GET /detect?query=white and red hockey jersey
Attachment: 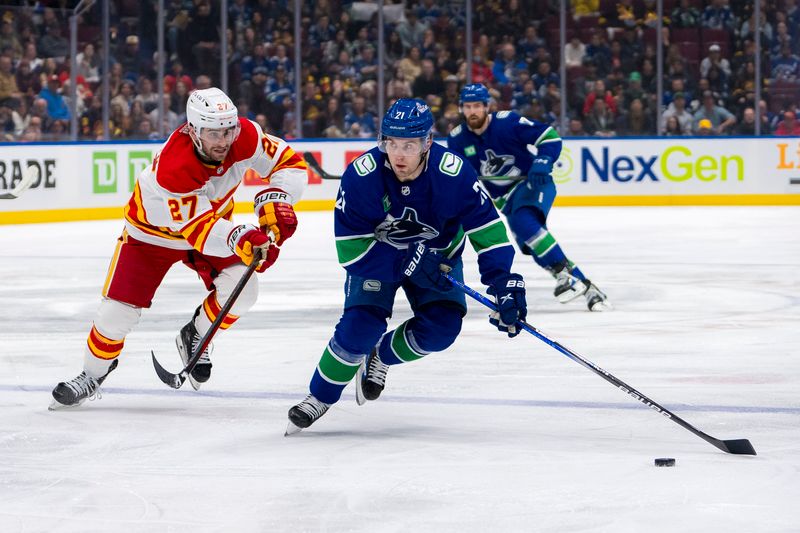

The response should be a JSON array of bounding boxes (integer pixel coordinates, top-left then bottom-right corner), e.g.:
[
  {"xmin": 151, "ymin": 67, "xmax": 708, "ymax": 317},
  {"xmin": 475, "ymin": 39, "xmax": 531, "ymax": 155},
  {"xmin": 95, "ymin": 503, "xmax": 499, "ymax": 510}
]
[{"xmin": 124, "ymin": 118, "xmax": 307, "ymax": 256}]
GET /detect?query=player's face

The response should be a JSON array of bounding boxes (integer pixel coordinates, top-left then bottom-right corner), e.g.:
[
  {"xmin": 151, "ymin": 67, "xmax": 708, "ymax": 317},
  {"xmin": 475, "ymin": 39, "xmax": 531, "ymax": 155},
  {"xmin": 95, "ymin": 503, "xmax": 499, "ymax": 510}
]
[
  {"xmin": 197, "ymin": 125, "xmax": 238, "ymax": 161},
  {"xmin": 462, "ymin": 101, "xmax": 488, "ymax": 129},
  {"xmin": 383, "ymin": 136, "xmax": 429, "ymax": 181}
]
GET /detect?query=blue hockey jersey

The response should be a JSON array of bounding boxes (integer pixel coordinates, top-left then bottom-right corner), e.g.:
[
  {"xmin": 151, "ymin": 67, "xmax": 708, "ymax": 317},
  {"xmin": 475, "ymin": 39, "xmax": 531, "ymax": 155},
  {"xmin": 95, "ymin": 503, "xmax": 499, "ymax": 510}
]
[
  {"xmin": 334, "ymin": 143, "xmax": 515, "ymax": 286},
  {"xmin": 447, "ymin": 111, "xmax": 562, "ymax": 209}
]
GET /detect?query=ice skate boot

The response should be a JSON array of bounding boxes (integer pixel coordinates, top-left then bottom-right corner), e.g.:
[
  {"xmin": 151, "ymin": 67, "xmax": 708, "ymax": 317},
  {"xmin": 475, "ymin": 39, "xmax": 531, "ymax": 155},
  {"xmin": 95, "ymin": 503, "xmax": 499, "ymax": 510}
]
[
  {"xmin": 584, "ymin": 281, "xmax": 612, "ymax": 312},
  {"xmin": 285, "ymin": 394, "xmax": 331, "ymax": 435},
  {"xmin": 176, "ymin": 309, "xmax": 213, "ymax": 391},
  {"xmin": 355, "ymin": 348, "xmax": 389, "ymax": 406},
  {"xmin": 49, "ymin": 359, "xmax": 119, "ymax": 410},
  {"xmin": 553, "ymin": 263, "xmax": 587, "ymax": 303}
]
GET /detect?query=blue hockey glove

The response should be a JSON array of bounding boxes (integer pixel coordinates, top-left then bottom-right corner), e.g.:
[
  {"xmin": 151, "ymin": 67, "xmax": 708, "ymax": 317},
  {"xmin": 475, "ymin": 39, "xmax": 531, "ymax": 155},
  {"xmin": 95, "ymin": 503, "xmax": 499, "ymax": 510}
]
[
  {"xmin": 527, "ymin": 155, "xmax": 554, "ymax": 187},
  {"xmin": 403, "ymin": 241, "xmax": 452, "ymax": 292},
  {"xmin": 487, "ymin": 273, "xmax": 527, "ymax": 337}
]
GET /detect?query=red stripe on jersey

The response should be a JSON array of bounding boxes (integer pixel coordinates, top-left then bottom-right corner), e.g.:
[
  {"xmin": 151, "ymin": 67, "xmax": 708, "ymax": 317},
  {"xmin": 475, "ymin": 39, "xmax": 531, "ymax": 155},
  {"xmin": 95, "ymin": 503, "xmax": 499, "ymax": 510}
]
[
  {"xmin": 180, "ymin": 211, "xmax": 216, "ymax": 251},
  {"xmin": 276, "ymin": 148, "xmax": 307, "ymax": 171}
]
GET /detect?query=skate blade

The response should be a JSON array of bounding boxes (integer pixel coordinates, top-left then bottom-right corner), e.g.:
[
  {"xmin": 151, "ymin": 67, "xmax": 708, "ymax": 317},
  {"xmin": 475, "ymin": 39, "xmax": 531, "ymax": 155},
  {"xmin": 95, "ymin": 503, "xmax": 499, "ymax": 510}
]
[
  {"xmin": 589, "ymin": 299, "xmax": 613, "ymax": 312},
  {"xmin": 556, "ymin": 284, "xmax": 588, "ymax": 303},
  {"xmin": 354, "ymin": 360, "xmax": 367, "ymax": 406},
  {"xmin": 188, "ymin": 375, "xmax": 202, "ymax": 391},
  {"xmin": 284, "ymin": 421, "xmax": 303, "ymax": 436},
  {"xmin": 48, "ymin": 399, "xmax": 83, "ymax": 411}
]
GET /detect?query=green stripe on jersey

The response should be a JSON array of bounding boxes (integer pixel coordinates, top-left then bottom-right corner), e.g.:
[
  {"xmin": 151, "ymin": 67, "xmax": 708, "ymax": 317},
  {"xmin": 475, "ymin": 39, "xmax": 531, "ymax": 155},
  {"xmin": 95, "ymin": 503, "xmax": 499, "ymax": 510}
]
[
  {"xmin": 467, "ymin": 220, "xmax": 511, "ymax": 254},
  {"xmin": 336, "ymin": 236, "xmax": 375, "ymax": 266},
  {"xmin": 317, "ymin": 346, "xmax": 361, "ymax": 385},
  {"xmin": 440, "ymin": 227, "xmax": 466, "ymax": 259},
  {"xmin": 390, "ymin": 321, "xmax": 426, "ymax": 362},
  {"xmin": 538, "ymin": 126, "xmax": 561, "ymax": 145}
]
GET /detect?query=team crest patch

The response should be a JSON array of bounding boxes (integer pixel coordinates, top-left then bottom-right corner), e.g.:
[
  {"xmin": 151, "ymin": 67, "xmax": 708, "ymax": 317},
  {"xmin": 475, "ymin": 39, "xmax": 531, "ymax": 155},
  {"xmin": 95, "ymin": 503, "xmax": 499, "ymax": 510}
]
[
  {"xmin": 374, "ymin": 207, "xmax": 439, "ymax": 248},
  {"xmin": 363, "ymin": 280, "xmax": 381, "ymax": 291},
  {"xmin": 465, "ymin": 145, "xmax": 476, "ymax": 156}
]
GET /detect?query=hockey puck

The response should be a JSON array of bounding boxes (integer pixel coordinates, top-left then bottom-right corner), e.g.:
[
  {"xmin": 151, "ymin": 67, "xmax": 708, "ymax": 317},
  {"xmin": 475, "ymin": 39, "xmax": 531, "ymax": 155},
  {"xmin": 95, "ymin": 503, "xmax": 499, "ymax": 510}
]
[{"xmin": 654, "ymin": 458, "xmax": 676, "ymax": 467}]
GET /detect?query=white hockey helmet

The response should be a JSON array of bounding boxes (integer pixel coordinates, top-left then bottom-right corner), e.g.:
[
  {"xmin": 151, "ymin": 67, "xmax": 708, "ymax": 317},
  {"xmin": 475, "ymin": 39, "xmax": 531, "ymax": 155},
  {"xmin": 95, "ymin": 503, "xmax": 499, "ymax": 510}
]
[{"xmin": 186, "ymin": 88, "xmax": 240, "ymax": 156}]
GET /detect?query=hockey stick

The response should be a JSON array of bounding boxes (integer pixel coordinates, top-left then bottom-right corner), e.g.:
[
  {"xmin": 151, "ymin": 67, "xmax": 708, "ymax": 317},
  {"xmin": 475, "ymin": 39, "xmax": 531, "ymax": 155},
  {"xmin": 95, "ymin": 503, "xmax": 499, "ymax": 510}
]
[
  {"xmin": 303, "ymin": 151, "xmax": 340, "ymax": 181},
  {"xmin": 0, "ymin": 165, "xmax": 38, "ymax": 200},
  {"xmin": 151, "ymin": 249, "xmax": 263, "ymax": 389},
  {"xmin": 303, "ymin": 151, "xmax": 523, "ymax": 182},
  {"xmin": 444, "ymin": 273, "xmax": 756, "ymax": 456}
]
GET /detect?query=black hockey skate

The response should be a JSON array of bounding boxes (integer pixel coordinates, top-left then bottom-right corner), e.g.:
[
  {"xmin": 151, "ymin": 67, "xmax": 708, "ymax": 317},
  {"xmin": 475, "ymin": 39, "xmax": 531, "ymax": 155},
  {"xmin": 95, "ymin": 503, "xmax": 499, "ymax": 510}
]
[
  {"xmin": 176, "ymin": 309, "xmax": 213, "ymax": 391},
  {"xmin": 355, "ymin": 348, "xmax": 389, "ymax": 406},
  {"xmin": 49, "ymin": 359, "xmax": 119, "ymax": 410},
  {"xmin": 285, "ymin": 394, "xmax": 331, "ymax": 435},
  {"xmin": 584, "ymin": 281, "xmax": 612, "ymax": 312},
  {"xmin": 553, "ymin": 262, "xmax": 588, "ymax": 303}
]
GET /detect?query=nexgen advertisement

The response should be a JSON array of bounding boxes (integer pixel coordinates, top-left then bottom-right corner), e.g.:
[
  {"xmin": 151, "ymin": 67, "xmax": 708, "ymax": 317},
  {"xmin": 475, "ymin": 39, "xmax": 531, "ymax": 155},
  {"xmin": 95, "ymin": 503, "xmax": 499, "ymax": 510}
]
[{"xmin": 1, "ymin": 137, "xmax": 798, "ymax": 224}]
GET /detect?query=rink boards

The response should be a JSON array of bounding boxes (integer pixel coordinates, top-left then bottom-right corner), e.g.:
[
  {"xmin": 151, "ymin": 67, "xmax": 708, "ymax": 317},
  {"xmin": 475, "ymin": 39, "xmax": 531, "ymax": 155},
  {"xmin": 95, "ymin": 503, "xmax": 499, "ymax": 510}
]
[{"xmin": 1, "ymin": 136, "xmax": 799, "ymax": 224}]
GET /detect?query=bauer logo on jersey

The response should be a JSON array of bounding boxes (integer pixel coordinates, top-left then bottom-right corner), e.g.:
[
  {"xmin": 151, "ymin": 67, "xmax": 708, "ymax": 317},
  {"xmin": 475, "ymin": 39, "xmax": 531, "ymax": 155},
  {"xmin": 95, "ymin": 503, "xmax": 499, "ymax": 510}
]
[
  {"xmin": 480, "ymin": 148, "xmax": 516, "ymax": 177},
  {"xmin": 374, "ymin": 207, "xmax": 439, "ymax": 248}
]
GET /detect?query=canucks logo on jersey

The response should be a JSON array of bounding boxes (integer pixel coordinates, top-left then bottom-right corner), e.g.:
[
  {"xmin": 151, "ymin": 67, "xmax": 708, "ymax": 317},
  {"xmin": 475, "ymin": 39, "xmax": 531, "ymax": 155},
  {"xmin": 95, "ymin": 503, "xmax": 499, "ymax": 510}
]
[
  {"xmin": 374, "ymin": 207, "xmax": 439, "ymax": 249},
  {"xmin": 479, "ymin": 149, "xmax": 521, "ymax": 178}
]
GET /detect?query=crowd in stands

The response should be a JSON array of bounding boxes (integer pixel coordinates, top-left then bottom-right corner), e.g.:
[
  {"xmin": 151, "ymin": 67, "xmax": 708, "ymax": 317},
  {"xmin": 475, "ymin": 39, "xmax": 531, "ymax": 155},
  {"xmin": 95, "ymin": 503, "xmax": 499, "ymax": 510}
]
[{"xmin": 0, "ymin": 0, "xmax": 799, "ymax": 143}]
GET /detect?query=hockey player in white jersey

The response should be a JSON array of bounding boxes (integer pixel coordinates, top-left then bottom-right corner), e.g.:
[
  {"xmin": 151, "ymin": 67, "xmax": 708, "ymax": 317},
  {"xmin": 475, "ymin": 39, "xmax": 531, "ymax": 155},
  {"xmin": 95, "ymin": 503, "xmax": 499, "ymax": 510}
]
[{"xmin": 50, "ymin": 87, "xmax": 307, "ymax": 409}]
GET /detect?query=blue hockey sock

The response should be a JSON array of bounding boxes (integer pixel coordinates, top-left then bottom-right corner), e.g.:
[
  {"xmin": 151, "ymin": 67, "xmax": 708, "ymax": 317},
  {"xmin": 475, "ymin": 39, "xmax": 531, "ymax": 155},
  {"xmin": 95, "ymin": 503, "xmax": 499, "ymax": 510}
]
[
  {"xmin": 309, "ymin": 341, "xmax": 363, "ymax": 404},
  {"xmin": 526, "ymin": 228, "xmax": 568, "ymax": 269}
]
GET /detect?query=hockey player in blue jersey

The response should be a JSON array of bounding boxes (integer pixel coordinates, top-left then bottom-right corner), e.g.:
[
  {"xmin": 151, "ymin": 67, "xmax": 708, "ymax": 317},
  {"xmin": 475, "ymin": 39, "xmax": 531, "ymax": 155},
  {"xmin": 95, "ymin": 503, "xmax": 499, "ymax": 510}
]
[
  {"xmin": 448, "ymin": 83, "xmax": 610, "ymax": 311},
  {"xmin": 286, "ymin": 98, "xmax": 527, "ymax": 433}
]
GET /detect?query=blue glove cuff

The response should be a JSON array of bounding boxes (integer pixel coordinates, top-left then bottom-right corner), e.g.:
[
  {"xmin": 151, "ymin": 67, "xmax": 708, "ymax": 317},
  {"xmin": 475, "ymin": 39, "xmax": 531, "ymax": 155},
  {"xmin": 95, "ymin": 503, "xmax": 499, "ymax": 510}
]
[{"xmin": 529, "ymin": 155, "xmax": 554, "ymax": 177}]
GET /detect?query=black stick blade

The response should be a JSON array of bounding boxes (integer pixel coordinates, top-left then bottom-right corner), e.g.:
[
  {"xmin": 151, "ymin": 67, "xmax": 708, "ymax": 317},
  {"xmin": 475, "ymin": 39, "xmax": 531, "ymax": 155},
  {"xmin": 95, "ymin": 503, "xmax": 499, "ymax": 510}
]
[
  {"xmin": 151, "ymin": 350, "xmax": 186, "ymax": 389},
  {"xmin": 722, "ymin": 439, "xmax": 757, "ymax": 455}
]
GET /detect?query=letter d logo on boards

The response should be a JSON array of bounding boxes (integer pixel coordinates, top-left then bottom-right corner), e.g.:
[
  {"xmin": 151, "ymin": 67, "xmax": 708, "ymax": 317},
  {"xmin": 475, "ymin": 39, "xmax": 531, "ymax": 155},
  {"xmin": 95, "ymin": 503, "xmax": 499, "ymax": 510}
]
[
  {"xmin": 128, "ymin": 151, "xmax": 152, "ymax": 191},
  {"xmin": 93, "ymin": 152, "xmax": 117, "ymax": 193}
]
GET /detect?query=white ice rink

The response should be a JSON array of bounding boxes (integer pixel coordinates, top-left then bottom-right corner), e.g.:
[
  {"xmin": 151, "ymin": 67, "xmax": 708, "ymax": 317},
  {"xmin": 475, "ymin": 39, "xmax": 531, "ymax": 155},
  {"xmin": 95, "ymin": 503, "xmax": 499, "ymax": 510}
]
[{"xmin": 1, "ymin": 206, "xmax": 799, "ymax": 532}]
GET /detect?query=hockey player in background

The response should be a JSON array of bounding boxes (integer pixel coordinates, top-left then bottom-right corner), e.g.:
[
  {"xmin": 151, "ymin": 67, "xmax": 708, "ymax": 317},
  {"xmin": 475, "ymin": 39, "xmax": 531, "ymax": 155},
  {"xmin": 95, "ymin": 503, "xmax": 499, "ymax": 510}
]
[
  {"xmin": 448, "ymin": 84, "xmax": 610, "ymax": 311},
  {"xmin": 286, "ymin": 98, "xmax": 527, "ymax": 433},
  {"xmin": 50, "ymin": 87, "xmax": 307, "ymax": 409}
]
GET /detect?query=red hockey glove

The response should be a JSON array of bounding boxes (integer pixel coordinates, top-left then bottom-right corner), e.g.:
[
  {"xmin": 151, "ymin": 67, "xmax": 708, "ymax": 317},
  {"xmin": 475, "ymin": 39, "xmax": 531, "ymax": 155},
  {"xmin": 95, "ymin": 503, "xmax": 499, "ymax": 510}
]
[
  {"xmin": 255, "ymin": 188, "xmax": 297, "ymax": 246},
  {"xmin": 228, "ymin": 225, "xmax": 279, "ymax": 272}
]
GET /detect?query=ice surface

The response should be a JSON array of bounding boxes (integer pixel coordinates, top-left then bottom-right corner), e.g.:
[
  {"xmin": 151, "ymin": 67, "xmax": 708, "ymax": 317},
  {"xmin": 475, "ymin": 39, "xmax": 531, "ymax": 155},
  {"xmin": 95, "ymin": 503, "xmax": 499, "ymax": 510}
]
[{"xmin": 1, "ymin": 206, "xmax": 799, "ymax": 532}]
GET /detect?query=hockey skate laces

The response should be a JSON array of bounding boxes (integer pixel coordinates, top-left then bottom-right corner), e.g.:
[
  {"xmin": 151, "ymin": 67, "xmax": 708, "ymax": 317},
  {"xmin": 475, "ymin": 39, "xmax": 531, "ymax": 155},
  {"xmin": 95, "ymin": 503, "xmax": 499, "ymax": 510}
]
[
  {"xmin": 65, "ymin": 373, "xmax": 101, "ymax": 401},
  {"xmin": 297, "ymin": 395, "xmax": 328, "ymax": 417},
  {"xmin": 367, "ymin": 355, "xmax": 389, "ymax": 384}
]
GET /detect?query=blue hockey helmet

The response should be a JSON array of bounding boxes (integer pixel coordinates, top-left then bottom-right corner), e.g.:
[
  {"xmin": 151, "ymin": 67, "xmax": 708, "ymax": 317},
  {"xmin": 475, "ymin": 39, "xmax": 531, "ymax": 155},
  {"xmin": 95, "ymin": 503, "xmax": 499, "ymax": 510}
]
[
  {"xmin": 380, "ymin": 98, "xmax": 434, "ymax": 140},
  {"xmin": 459, "ymin": 83, "xmax": 490, "ymax": 105}
]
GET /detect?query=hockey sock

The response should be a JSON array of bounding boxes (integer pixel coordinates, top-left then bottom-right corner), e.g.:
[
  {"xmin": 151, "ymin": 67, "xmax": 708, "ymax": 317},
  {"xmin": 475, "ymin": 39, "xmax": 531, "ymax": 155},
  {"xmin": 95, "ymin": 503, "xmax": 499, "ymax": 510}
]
[
  {"xmin": 84, "ymin": 325, "xmax": 123, "ymax": 378},
  {"xmin": 196, "ymin": 291, "xmax": 240, "ymax": 334},
  {"xmin": 309, "ymin": 340, "xmax": 363, "ymax": 404},
  {"xmin": 526, "ymin": 228, "xmax": 569, "ymax": 270},
  {"xmin": 377, "ymin": 320, "xmax": 429, "ymax": 366}
]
